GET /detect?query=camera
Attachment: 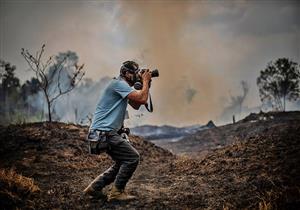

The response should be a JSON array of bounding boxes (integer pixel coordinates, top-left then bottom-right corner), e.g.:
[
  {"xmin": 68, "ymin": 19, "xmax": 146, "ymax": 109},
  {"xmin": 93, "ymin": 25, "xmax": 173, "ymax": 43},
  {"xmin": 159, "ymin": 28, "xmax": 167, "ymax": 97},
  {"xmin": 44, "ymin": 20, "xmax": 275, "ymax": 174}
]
[
  {"xmin": 118, "ymin": 127, "xmax": 131, "ymax": 142},
  {"xmin": 134, "ymin": 69, "xmax": 159, "ymax": 90},
  {"xmin": 117, "ymin": 127, "xmax": 130, "ymax": 135}
]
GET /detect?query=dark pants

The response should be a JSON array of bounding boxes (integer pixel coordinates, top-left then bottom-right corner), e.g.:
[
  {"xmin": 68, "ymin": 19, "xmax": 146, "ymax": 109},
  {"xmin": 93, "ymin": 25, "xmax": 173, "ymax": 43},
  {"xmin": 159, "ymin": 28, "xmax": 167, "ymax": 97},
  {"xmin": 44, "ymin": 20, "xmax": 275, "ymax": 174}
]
[{"xmin": 89, "ymin": 133, "xmax": 140, "ymax": 190}]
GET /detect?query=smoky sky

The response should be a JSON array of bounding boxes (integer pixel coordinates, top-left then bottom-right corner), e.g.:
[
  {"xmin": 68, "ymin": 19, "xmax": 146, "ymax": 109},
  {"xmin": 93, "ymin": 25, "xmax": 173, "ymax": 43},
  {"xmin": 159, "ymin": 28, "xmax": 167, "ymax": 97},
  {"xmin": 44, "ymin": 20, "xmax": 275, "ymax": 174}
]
[{"xmin": 0, "ymin": 0, "xmax": 299, "ymax": 126}]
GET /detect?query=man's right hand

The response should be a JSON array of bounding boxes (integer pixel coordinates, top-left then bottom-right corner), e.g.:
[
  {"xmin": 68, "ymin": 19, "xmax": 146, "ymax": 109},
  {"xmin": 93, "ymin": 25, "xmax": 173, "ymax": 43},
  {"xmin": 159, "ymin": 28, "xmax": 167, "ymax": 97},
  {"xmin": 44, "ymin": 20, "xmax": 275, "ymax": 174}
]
[
  {"xmin": 128, "ymin": 69, "xmax": 151, "ymax": 105},
  {"xmin": 141, "ymin": 69, "xmax": 152, "ymax": 84}
]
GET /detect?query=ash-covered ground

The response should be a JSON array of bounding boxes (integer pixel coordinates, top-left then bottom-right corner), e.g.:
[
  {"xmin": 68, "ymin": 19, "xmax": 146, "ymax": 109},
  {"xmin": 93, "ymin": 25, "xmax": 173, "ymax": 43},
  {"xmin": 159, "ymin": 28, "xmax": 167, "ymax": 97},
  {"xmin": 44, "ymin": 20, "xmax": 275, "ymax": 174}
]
[{"xmin": 0, "ymin": 111, "xmax": 299, "ymax": 209}]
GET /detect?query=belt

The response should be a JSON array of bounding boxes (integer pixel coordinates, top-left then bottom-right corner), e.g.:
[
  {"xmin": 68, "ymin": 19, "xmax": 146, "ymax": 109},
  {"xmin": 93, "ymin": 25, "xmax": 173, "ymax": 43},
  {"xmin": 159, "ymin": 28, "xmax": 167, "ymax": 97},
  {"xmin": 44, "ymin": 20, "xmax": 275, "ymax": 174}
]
[{"xmin": 90, "ymin": 129, "xmax": 116, "ymax": 136}]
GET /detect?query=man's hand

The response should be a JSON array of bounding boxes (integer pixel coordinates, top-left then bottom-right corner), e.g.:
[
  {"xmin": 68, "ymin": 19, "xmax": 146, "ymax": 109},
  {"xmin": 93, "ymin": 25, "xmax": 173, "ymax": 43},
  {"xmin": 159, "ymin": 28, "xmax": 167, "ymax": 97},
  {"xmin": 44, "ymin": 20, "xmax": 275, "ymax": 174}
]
[
  {"xmin": 127, "ymin": 69, "xmax": 151, "ymax": 105},
  {"xmin": 141, "ymin": 69, "xmax": 152, "ymax": 84}
]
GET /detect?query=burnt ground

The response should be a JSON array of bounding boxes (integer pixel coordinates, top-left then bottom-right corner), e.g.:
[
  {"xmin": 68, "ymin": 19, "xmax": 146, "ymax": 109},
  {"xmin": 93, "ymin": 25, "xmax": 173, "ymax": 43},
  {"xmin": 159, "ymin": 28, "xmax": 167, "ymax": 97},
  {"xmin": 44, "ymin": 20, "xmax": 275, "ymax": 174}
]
[
  {"xmin": 0, "ymin": 111, "xmax": 300, "ymax": 209},
  {"xmin": 158, "ymin": 111, "xmax": 300, "ymax": 157}
]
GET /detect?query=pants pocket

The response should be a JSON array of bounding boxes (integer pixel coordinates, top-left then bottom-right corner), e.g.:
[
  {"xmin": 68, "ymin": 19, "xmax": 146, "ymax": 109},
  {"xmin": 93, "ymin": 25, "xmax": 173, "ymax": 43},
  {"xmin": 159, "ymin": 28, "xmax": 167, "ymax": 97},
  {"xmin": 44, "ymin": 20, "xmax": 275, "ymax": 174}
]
[
  {"xmin": 87, "ymin": 131, "xmax": 109, "ymax": 154},
  {"xmin": 107, "ymin": 134, "xmax": 125, "ymax": 147}
]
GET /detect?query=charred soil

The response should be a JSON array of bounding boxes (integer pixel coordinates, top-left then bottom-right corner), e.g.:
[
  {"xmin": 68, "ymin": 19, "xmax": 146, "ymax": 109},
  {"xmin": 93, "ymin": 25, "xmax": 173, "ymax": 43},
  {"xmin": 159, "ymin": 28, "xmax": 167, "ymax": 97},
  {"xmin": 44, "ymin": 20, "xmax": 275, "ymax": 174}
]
[{"xmin": 0, "ymin": 111, "xmax": 299, "ymax": 209}]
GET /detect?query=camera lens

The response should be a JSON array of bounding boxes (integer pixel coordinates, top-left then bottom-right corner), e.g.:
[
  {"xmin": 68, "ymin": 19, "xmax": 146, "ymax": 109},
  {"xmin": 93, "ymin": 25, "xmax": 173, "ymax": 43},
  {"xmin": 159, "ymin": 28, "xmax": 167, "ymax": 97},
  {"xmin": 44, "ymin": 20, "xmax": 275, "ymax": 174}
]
[
  {"xmin": 151, "ymin": 69, "xmax": 159, "ymax": 77},
  {"xmin": 134, "ymin": 82, "xmax": 143, "ymax": 90}
]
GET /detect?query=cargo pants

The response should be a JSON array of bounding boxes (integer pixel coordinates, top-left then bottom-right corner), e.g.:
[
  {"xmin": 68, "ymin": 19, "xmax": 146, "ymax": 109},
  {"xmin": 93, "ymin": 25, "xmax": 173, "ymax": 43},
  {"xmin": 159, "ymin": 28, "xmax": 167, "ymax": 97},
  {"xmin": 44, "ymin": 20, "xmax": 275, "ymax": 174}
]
[{"xmin": 88, "ymin": 132, "xmax": 140, "ymax": 190}]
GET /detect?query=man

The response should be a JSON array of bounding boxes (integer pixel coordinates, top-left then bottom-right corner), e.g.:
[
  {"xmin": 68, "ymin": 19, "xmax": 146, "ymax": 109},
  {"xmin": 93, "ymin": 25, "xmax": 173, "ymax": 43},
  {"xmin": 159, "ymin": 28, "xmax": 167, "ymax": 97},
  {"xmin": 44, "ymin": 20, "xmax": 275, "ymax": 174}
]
[{"xmin": 83, "ymin": 60, "xmax": 152, "ymax": 202}]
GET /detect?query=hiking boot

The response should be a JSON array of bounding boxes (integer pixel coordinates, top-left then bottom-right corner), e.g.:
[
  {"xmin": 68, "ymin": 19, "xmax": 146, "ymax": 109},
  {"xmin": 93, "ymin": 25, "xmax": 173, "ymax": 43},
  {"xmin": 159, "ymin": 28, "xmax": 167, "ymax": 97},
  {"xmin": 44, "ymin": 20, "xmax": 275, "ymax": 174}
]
[
  {"xmin": 83, "ymin": 184, "xmax": 107, "ymax": 200},
  {"xmin": 107, "ymin": 185, "xmax": 136, "ymax": 202}
]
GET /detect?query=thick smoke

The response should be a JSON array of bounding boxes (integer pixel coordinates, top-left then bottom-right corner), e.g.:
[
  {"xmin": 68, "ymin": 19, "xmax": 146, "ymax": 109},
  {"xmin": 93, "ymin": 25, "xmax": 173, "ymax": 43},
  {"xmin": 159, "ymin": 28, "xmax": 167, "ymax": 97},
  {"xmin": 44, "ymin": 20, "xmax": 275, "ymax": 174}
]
[
  {"xmin": 118, "ymin": 1, "xmax": 224, "ymax": 126},
  {"xmin": 2, "ymin": 0, "xmax": 299, "ymax": 126}
]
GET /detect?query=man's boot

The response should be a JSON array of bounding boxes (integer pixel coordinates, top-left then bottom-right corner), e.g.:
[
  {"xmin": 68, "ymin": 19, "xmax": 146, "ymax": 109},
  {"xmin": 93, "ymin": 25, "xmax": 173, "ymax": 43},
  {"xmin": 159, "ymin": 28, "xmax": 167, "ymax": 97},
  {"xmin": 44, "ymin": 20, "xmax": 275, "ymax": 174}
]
[
  {"xmin": 83, "ymin": 184, "xmax": 107, "ymax": 200},
  {"xmin": 107, "ymin": 185, "xmax": 136, "ymax": 202}
]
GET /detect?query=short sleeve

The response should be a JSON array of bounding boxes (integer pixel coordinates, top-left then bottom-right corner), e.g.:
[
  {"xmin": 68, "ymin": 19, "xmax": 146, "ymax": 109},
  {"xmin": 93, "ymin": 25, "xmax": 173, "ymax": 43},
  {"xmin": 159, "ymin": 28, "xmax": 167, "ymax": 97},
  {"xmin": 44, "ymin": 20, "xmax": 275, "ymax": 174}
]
[{"xmin": 113, "ymin": 80, "xmax": 135, "ymax": 98}]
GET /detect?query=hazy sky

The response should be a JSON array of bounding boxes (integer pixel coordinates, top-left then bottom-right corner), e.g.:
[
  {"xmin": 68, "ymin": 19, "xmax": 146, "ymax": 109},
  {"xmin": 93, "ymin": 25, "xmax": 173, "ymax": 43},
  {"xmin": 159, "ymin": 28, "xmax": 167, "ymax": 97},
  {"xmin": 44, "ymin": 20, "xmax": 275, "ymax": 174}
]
[{"xmin": 1, "ymin": 0, "xmax": 299, "ymax": 126}]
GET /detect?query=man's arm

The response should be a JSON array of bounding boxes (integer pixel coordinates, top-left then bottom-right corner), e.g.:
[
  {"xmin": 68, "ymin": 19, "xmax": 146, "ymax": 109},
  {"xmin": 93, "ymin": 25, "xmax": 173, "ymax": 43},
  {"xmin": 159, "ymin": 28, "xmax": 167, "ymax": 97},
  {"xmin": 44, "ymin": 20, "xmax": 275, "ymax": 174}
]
[
  {"xmin": 127, "ymin": 70, "xmax": 151, "ymax": 106},
  {"xmin": 128, "ymin": 99, "xmax": 141, "ymax": 110}
]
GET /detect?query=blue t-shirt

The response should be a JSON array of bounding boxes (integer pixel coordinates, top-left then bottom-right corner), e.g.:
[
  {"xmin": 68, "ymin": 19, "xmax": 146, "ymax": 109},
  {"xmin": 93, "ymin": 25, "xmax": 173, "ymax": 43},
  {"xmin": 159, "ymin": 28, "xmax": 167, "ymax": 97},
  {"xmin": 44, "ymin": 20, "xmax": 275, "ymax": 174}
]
[{"xmin": 90, "ymin": 77, "xmax": 135, "ymax": 131}]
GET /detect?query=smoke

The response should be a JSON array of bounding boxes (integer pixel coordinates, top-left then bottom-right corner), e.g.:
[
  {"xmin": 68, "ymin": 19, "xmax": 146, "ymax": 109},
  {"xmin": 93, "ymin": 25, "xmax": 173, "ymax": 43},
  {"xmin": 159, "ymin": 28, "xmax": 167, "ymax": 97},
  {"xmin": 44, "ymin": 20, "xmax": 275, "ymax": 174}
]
[
  {"xmin": 219, "ymin": 80, "xmax": 253, "ymax": 123},
  {"xmin": 51, "ymin": 77, "xmax": 111, "ymax": 125},
  {"xmin": 26, "ymin": 74, "xmax": 111, "ymax": 125},
  {"xmin": 186, "ymin": 87, "xmax": 197, "ymax": 104},
  {"xmin": 2, "ymin": 0, "xmax": 299, "ymax": 126},
  {"xmin": 117, "ymin": 1, "xmax": 225, "ymax": 126}
]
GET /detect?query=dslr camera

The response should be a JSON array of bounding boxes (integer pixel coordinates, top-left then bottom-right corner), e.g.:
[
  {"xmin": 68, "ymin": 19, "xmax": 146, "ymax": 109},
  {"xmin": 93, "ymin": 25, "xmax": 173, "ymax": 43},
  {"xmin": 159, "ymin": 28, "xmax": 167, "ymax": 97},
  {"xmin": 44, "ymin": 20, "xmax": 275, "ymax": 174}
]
[{"xmin": 133, "ymin": 69, "xmax": 159, "ymax": 90}]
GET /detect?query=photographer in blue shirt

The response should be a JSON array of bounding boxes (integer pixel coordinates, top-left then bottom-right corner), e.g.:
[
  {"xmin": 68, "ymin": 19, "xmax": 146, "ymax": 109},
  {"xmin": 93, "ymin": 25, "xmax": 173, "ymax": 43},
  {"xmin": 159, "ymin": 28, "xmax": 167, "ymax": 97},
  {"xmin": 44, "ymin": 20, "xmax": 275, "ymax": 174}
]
[{"xmin": 83, "ymin": 61, "xmax": 151, "ymax": 202}]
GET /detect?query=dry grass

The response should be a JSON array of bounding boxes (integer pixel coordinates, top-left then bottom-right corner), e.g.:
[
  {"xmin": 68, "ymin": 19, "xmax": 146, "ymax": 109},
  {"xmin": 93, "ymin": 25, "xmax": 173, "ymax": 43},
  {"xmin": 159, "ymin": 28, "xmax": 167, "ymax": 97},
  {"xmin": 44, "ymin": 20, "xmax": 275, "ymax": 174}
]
[
  {"xmin": 0, "ymin": 168, "xmax": 40, "ymax": 193},
  {"xmin": 0, "ymin": 168, "xmax": 40, "ymax": 209}
]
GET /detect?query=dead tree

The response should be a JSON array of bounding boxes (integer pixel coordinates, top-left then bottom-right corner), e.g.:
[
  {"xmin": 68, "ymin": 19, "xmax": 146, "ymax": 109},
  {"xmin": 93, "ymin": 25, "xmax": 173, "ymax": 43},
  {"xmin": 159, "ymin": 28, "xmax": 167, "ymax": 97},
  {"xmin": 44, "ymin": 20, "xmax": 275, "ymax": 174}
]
[{"xmin": 21, "ymin": 44, "xmax": 85, "ymax": 122}]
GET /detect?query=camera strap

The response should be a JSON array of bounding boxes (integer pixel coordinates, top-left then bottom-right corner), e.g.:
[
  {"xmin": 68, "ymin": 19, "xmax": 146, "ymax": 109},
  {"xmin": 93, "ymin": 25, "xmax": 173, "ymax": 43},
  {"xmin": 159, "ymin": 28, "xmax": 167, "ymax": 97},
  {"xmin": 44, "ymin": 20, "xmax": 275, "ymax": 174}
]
[{"xmin": 145, "ymin": 93, "xmax": 153, "ymax": 112}]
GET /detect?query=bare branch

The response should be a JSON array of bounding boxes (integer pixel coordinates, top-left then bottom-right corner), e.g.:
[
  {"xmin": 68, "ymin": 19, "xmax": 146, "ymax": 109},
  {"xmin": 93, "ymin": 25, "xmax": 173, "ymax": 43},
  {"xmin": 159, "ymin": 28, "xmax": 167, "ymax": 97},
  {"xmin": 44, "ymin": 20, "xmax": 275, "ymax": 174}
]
[
  {"xmin": 57, "ymin": 63, "xmax": 64, "ymax": 95},
  {"xmin": 50, "ymin": 68, "xmax": 85, "ymax": 103},
  {"xmin": 24, "ymin": 56, "xmax": 37, "ymax": 73},
  {"xmin": 37, "ymin": 44, "xmax": 45, "ymax": 70},
  {"xmin": 22, "ymin": 45, "xmax": 85, "ymax": 122}
]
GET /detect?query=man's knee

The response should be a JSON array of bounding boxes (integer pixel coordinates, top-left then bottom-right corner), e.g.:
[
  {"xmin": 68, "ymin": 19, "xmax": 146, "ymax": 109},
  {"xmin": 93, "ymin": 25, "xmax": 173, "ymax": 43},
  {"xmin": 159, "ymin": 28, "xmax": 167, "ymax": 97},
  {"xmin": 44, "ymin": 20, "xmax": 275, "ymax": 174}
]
[
  {"xmin": 134, "ymin": 151, "xmax": 140, "ymax": 164},
  {"xmin": 133, "ymin": 148, "xmax": 140, "ymax": 162},
  {"xmin": 127, "ymin": 144, "xmax": 140, "ymax": 163},
  {"xmin": 128, "ymin": 150, "xmax": 140, "ymax": 167}
]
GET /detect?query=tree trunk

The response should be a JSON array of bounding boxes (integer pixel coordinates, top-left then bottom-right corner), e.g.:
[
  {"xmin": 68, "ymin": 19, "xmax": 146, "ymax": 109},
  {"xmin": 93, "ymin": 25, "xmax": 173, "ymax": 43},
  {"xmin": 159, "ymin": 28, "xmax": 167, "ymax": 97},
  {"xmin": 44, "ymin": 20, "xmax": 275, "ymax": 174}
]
[
  {"xmin": 4, "ymin": 89, "xmax": 8, "ymax": 121},
  {"xmin": 283, "ymin": 95, "xmax": 286, "ymax": 112},
  {"xmin": 43, "ymin": 90, "xmax": 52, "ymax": 122},
  {"xmin": 41, "ymin": 100, "xmax": 44, "ymax": 122},
  {"xmin": 47, "ymin": 101, "xmax": 51, "ymax": 122}
]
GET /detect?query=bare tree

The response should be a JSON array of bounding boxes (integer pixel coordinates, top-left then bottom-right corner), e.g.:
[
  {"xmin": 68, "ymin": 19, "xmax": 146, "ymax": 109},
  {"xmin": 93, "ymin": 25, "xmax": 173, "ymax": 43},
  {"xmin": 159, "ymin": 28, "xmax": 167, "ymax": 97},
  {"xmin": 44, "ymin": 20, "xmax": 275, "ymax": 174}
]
[{"xmin": 21, "ymin": 44, "xmax": 85, "ymax": 122}]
